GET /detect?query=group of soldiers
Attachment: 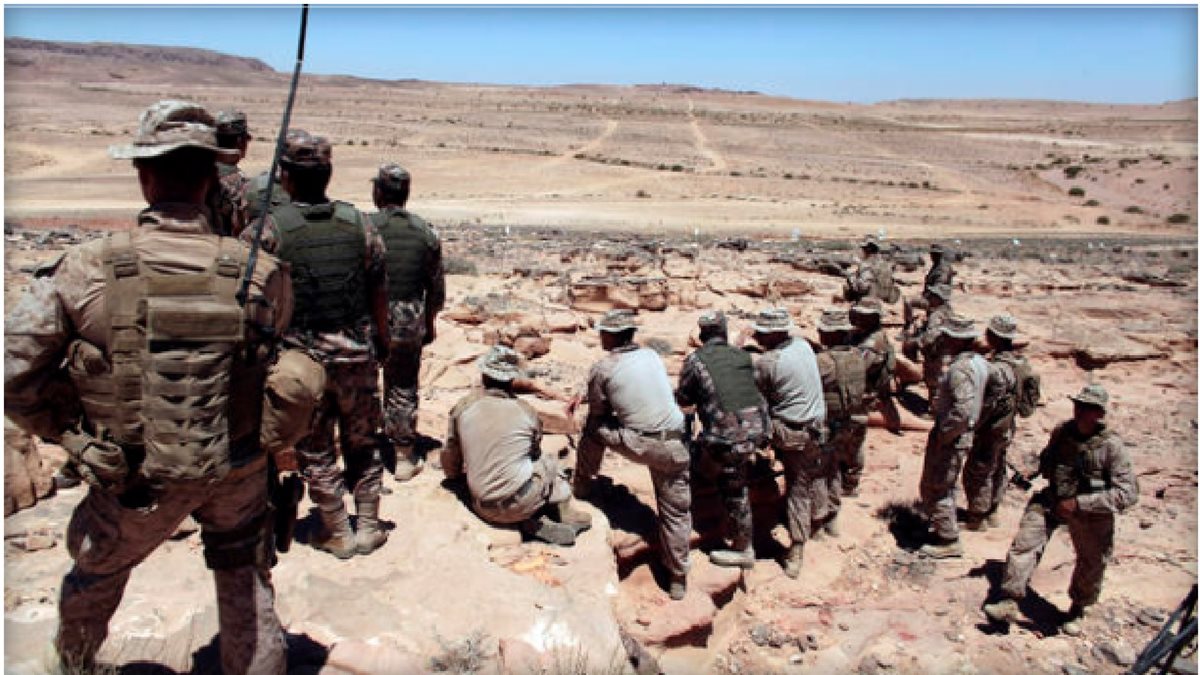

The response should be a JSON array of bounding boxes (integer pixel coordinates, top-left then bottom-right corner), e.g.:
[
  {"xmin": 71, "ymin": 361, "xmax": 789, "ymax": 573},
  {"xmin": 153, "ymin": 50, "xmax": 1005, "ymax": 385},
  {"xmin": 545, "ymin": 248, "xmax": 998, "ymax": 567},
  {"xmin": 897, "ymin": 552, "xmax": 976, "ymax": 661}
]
[{"xmin": 1, "ymin": 99, "xmax": 1140, "ymax": 673}]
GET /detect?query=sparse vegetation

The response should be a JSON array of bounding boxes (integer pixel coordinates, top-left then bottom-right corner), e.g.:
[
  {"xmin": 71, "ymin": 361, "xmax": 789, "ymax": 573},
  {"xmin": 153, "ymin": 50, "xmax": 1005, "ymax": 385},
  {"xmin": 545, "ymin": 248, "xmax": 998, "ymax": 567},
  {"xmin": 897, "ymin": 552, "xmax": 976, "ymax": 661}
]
[
  {"xmin": 1167, "ymin": 213, "xmax": 1190, "ymax": 224},
  {"xmin": 1097, "ymin": 216, "xmax": 1111, "ymax": 225},
  {"xmin": 1063, "ymin": 166, "xmax": 1084, "ymax": 179},
  {"xmin": 1084, "ymin": 199, "xmax": 1100, "ymax": 207},
  {"xmin": 1124, "ymin": 206, "xmax": 1144, "ymax": 214},
  {"xmin": 444, "ymin": 256, "xmax": 479, "ymax": 276},
  {"xmin": 429, "ymin": 630, "xmax": 489, "ymax": 673},
  {"xmin": 1068, "ymin": 187, "xmax": 1086, "ymax": 197},
  {"xmin": 635, "ymin": 189, "xmax": 651, "ymax": 198}
]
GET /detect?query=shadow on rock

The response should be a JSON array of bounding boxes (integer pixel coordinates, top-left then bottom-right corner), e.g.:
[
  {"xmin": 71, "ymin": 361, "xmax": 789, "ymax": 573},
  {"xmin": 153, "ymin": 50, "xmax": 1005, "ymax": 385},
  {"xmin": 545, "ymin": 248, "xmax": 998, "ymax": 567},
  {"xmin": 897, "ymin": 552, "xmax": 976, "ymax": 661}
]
[
  {"xmin": 874, "ymin": 500, "xmax": 928, "ymax": 551},
  {"xmin": 968, "ymin": 559, "xmax": 1064, "ymax": 636},
  {"xmin": 115, "ymin": 631, "xmax": 329, "ymax": 675}
]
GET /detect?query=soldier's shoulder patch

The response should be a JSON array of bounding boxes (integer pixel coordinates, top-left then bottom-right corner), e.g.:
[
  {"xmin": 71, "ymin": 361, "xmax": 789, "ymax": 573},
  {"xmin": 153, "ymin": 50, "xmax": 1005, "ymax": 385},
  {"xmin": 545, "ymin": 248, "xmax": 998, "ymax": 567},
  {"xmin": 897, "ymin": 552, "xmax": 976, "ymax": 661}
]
[{"xmin": 33, "ymin": 252, "xmax": 67, "ymax": 278}]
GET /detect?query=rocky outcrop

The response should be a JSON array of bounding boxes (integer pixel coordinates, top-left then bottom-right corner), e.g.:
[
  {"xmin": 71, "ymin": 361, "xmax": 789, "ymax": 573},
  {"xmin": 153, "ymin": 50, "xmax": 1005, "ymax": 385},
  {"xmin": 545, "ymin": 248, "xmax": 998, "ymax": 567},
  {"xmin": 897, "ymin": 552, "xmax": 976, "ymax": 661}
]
[{"xmin": 4, "ymin": 419, "xmax": 55, "ymax": 516}]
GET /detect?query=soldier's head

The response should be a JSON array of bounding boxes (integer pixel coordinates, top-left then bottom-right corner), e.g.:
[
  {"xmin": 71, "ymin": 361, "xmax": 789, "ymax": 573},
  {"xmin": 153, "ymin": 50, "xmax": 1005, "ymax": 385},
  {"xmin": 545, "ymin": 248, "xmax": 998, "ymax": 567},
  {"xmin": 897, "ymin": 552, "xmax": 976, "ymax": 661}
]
[
  {"xmin": 696, "ymin": 310, "xmax": 728, "ymax": 343},
  {"xmin": 817, "ymin": 308, "xmax": 853, "ymax": 348},
  {"xmin": 478, "ymin": 345, "xmax": 524, "ymax": 390},
  {"xmin": 278, "ymin": 129, "xmax": 332, "ymax": 202},
  {"xmin": 109, "ymin": 100, "xmax": 239, "ymax": 207},
  {"xmin": 1069, "ymin": 383, "xmax": 1108, "ymax": 432},
  {"xmin": 939, "ymin": 313, "xmax": 980, "ymax": 355},
  {"xmin": 750, "ymin": 307, "xmax": 793, "ymax": 349},
  {"xmin": 215, "ymin": 109, "xmax": 252, "ymax": 162},
  {"xmin": 850, "ymin": 297, "xmax": 883, "ymax": 331},
  {"xmin": 925, "ymin": 283, "xmax": 952, "ymax": 308},
  {"xmin": 372, "ymin": 163, "xmax": 412, "ymax": 209},
  {"xmin": 859, "ymin": 235, "xmax": 881, "ymax": 259},
  {"xmin": 985, "ymin": 314, "xmax": 1017, "ymax": 351},
  {"xmin": 596, "ymin": 309, "xmax": 637, "ymax": 351},
  {"xmin": 930, "ymin": 242, "xmax": 946, "ymax": 264}
]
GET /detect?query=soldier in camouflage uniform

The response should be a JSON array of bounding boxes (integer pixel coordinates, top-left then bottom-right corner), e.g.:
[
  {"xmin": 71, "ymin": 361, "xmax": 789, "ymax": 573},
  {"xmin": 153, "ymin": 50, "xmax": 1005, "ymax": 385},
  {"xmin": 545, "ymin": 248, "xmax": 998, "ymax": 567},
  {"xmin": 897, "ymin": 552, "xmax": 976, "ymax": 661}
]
[
  {"xmin": 963, "ymin": 315, "xmax": 1038, "ymax": 530},
  {"xmin": 844, "ymin": 235, "xmax": 897, "ymax": 304},
  {"xmin": 570, "ymin": 309, "xmax": 692, "ymax": 600},
  {"xmin": 212, "ymin": 109, "xmax": 252, "ymax": 236},
  {"xmin": 243, "ymin": 131, "xmax": 391, "ymax": 559},
  {"xmin": 369, "ymin": 163, "xmax": 446, "ymax": 482},
  {"xmin": 984, "ymin": 385, "xmax": 1137, "ymax": 637},
  {"xmin": 917, "ymin": 314, "xmax": 988, "ymax": 559},
  {"xmin": 815, "ymin": 309, "xmax": 870, "ymax": 537},
  {"xmin": 750, "ymin": 308, "xmax": 827, "ymax": 579},
  {"xmin": 676, "ymin": 311, "xmax": 770, "ymax": 570},
  {"xmin": 851, "ymin": 297, "xmax": 902, "ymax": 435},
  {"xmin": 903, "ymin": 242, "xmax": 956, "ymax": 326},
  {"xmin": 901, "ymin": 283, "xmax": 954, "ymax": 412},
  {"xmin": 5, "ymin": 100, "xmax": 293, "ymax": 674}
]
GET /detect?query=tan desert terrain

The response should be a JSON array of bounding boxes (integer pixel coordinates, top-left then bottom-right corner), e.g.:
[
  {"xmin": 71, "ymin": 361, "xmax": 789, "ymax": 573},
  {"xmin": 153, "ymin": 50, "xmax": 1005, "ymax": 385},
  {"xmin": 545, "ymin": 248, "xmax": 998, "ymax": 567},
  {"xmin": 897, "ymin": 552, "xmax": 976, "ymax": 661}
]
[{"xmin": 4, "ymin": 38, "xmax": 1197, "ymax": 675}]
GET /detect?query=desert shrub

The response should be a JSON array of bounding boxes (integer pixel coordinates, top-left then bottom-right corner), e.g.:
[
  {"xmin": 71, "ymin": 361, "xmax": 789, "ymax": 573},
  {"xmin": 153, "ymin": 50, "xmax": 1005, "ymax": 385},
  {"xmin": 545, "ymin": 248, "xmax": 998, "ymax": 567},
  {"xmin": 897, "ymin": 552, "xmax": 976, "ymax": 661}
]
[
  {"xmin": 783, "ymin": 172, "xmax": 793, "ymax": 179},
  {"xmin": 1124, "ymin": 206, "xmax": 1144, "ymax": 214},
  {"xmin": 444, "ymin": 256, "xmax": 478, "ymax": 276},
  {"xmin": 429, "ymin": 630, "xmax": 489, "ymax": 673},
  {"xmin": 1167, "ymin": 213, "xmax": 1190, "ymax": 224},
  {"xmin": 671, "ymin": 164, "xmax": 684, "ymax": 172},
  {"xmin": 1063, "ymin": 166, "xmax": 1084, "ymax": 179},
  {"xmin": 1068, "ymin": 187, "xmax": 1086, "ymax": 197},
  {"xmin": 1134, "ymin": 178, "xmax": 1145, "ymax": 184},
  {"xmin": 922, "ymin": 181, "xmax": 931, "ymax": 189},
  {"xmin": 635, "ymin": 189, "xmax": 651, "ymax": 198},
  {"xmin": 1097, "ymin": 216, "xmax": 1111, "ymax": 225},
  {"xmin": 1084, "ymin": 199, "xmax": 1100, "ymax": 207}
]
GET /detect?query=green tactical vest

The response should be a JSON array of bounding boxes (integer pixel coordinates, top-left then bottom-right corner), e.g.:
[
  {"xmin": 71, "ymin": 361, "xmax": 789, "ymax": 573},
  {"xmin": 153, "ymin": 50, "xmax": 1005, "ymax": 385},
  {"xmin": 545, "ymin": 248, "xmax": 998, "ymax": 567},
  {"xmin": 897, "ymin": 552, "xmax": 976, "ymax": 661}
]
[
  {"xmin": 695, "ymin": 342, "xmax": 763, "ymax": 415},
  {"xmin": 371, "ymin": 208, "xmax": 436, "ymax": 302},
  {"xmin": 821, "ymin": 346, "xmax": 868, "ymax": 421},
  {"xmin": 245, "ymin": 171, "xmax": 289, "ymax": 224},
  {"xmin": 1049, "ymin": 424, "xmax": 1113, "ymax": 499},
  {"xmin": 274, "ymin": 201, "xmax": 369, "ymax": 332}
]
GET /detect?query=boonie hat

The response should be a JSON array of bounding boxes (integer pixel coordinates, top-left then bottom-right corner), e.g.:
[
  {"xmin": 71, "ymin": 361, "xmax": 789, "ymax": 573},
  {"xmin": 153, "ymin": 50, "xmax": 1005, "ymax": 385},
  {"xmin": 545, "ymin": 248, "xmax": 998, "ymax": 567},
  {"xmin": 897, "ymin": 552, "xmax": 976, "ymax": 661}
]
[
  {"xmin": 930, "ymin": 243, "xmax": 947, "ymax": 255},
  {"xmin": 860, "ymin": 235, "xmax": 881, "ymax": 251},
  {"xmin": 215, "ymin": 110, "xmax": 251, "ymax": 138},
  {"xmin": 751, "ymin": 308, "xmax": 793, "ymax": 334},
  {"xmin": 597, "ymin": 309, "xmax": 637, "ymax": 333},
  {"xmin": 851, "ymin": 297, "xmax": 883, "ymax": 317},
  {"xmin": 1070, "ymin": 384, "xmax": 1109, "ymax": 409},
  {"xmin": 478, "ymin": 345, "xmax": 525, "ymax": 382},
  {"xmin": 371, "ymin": 163, "xmax": 411, "ymax": 190},
  {"xmin": 987, "ymin": 314, "xmax": 1018, "ymax": 340},
  {"xmin": 281, "ymin": 129, "xmax": 331, "ymax": 167},
  {"xmin": 940, "ymin": 313, "xmax": 980, "ymax": 340},
  {"xmin": 109, "ymin": 100, "xmax": 239, "ymax": 161},
  {"xmin": 697, "ymin": 310, "xmax": 727, "ymax": 330},
  {"xmin": 817, "ymin": 308, "xmax": 853, "ymax": 333}
]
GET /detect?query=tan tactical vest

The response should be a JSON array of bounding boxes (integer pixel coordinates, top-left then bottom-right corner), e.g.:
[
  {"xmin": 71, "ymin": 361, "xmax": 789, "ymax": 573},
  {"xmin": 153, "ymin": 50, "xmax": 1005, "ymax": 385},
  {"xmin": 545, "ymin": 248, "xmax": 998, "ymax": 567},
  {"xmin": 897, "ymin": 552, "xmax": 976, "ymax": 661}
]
[
  {"xmin": 821, "ymin": 346, "xmax": 868, "ymax": 422},
  {"xmin": 1048, "ymin": 425, "xmax": 1114, "ymax": 499}
]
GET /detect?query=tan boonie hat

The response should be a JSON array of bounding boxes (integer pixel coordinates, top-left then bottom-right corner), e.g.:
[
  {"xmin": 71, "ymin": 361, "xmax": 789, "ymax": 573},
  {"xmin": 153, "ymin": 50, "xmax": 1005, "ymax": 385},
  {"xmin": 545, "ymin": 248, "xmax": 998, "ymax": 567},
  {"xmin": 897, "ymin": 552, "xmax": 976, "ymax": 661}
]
[
  {"xmin": 860, "ymin": 235, "xmax": 881, "ymax": 251},
  {"xmin": 478, "ymin": 345, "xmax": 525, "ymax": 382},
  {"xmin": 751, "ymin": 308, "xmax": 793, "ymax": 334},
  {"xmin": 930, "ymin": 242, "xmax": 947, "ymax": 255},
  {"xmin": 109, "ymin": 100, "xmax": 239, "ymax": 161},
  {"xmin": 281, "ymin": 129, "xmax": 331, "ymax": 167},
  {"xmin": 851, "ymin": 297, "xmax": 883, "ymax": 317},
  {"xmin": 817, "ymin": 308, "xmax": 853, "ymax": 333},
  {"xmin": 697, "ymin": 310, "xmax": 727, "ymax": 330},
  {"xmin": 987, "ymin": 314, "xmax": 1018, "ymax": 340},
  {"xmin": 927, "ymin": 283, "xmax": 953, "ymax": 301},
  {"xmin": 371, "ymin": 162, "xmax": 411, "ymax": 190},
  {"xmin": 1069, "ymin": 383, "xmax": 1109, "ymax": 409},
  {"xmin": 597, "ymin": 309, "xmax": 637, "ymax": 333},
  {"xmin": 215, "ymin": 110, "xmax": 250, "ymax": 138},
  {"xmin": 940, "ymin": 313, "xmax": 979, "ymax": 340}
]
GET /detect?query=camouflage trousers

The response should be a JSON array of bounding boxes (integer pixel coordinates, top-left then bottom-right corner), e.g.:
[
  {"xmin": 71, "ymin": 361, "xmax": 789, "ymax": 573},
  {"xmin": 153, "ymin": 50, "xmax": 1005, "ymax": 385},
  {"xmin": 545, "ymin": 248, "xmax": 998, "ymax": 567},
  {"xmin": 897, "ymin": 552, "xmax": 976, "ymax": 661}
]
[
  {"xmin": 825, "ymin": 417, "xmax": 868, "ymax": 516},
  {"xmin": 383, "ymin": 299, "xmax": 427, "ymax": 446},
  {"xmin": 575, "ymin": 424, "xmax": 692, "ymax": 577},
  {"xmin": 923, "ymin": 355, "xmax": 944, "ymax": 411},
  {"xmin": 963, "ymin": 419, "xmax": 1015, "ymax": 518},
  {"xmin": 57, "ymin": 456, "xmax": 285, "ymax": 674},
  {"xmin": 474, "ymin": 452, "xmax": 573, "ymax": 526},
  {"xmin": 1000, "ymin": 491, "xmax": 1114, "ymax": 608},
  {"xmin": 703, "ymin": 440, "xmax": 756, "ymax": 551},
  {"xmin": 296, "ymin": 359, "xmax": 384, "ymax": 509},
  {"xmin": 919, "ymin": 425, "xmax": 972, "ymax": 540},
  {"xmin": 772, "ymin": 419, "xmax": 831, "ymax": 546}
]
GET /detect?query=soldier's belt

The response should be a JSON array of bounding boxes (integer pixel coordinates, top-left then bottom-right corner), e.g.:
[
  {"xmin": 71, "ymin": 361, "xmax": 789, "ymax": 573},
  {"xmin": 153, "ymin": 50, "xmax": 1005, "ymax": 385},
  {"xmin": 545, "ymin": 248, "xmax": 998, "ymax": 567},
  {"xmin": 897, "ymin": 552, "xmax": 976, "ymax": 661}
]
[
  {"xmin": 479, "ymin": 476, "xmax": 536, "ymax": 510},
  {"xmin": 633, "ymin": 427, "xmax": 684, "ymax": 442}
]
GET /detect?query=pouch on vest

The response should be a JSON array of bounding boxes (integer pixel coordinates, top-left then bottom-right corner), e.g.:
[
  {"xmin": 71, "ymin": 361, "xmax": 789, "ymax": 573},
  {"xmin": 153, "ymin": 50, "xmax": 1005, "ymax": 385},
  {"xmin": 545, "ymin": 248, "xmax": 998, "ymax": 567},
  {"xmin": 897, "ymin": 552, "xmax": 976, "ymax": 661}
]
[{"xmin": 261, "ymin": 349, "xmax": 327, "ymax": 454}]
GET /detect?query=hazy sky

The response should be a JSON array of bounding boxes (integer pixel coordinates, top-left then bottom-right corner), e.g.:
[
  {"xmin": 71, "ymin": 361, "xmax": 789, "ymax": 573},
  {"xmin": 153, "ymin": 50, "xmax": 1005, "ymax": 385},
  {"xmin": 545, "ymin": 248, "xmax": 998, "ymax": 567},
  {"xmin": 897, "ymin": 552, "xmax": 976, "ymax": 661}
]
[{"xmin": 4, "ymin": 5, "xmax": 1196, "ymax": 104}]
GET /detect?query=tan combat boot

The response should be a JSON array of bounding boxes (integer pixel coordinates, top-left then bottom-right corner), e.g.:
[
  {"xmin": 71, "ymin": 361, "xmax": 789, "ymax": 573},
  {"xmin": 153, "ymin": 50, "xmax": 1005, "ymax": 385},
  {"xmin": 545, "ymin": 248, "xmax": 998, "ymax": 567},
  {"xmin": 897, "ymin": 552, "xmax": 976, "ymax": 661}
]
[
  {"xmin": 523, "ymin": 516, "xmax": 577, "ymax": 546},
  {"xmin": 784, "ymin": 543, "xmax": 804, "ymax": 579},
  {"xmin": 392, "ymin": 444, "xmax": 424, "ymax": 483},
  {"xmin": 983, "ymin": 598, "xmax": 1021, "ymax": 624},
  {"xmin": 824, "ymin": 514, "xmax": 841, "ymax": 537},
  {"xmin": 555, "ymin": 498, "xmax": 593, "ymax": 534},
  {"xmin": 668, "ymin": 574, "xmax": 687, "ymax": 601},
  {"xmin": 355, "ymin": 498, "xmax": 388, "ymax": 555},
  {"xmin": 918, "ymin": 537, "xmax": 964, "ymax": 559},
  {"xmin": 312, "ymin": 505, "xmax": 357, "ymax": 559},
  {"xmin": 1061, "ymin": 603, "xmax": 1086, "ymax": 637},
  {"xmin": 709, "ymin": 546, "xmax": 756, "ymax": 570}
]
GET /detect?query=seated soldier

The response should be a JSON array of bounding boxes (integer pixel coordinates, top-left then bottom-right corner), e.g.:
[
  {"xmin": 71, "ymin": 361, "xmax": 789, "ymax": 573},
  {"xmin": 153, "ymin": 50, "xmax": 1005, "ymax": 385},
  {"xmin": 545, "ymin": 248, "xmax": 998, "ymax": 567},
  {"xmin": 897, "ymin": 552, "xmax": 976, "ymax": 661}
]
[{"xmin": 442, "ymin": 346, "xmax": 592, "ymax": 545}]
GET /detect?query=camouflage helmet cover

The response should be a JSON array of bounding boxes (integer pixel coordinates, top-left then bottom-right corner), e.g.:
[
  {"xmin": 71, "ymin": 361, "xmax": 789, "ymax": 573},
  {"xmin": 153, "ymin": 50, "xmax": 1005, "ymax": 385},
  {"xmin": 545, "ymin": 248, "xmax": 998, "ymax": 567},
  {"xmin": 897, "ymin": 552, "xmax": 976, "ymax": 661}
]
[{"xmin": 109, "ymin": 99, "xmax": 239, "ymax": 161}]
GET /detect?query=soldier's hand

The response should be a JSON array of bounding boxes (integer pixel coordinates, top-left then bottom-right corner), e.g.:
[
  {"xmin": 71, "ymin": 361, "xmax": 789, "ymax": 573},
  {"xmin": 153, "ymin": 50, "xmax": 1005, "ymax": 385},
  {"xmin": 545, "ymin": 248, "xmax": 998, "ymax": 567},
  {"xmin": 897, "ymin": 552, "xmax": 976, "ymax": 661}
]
[{"xmin": 1054, "ymin": 497, "xmax": 1078, "ymax": 519}]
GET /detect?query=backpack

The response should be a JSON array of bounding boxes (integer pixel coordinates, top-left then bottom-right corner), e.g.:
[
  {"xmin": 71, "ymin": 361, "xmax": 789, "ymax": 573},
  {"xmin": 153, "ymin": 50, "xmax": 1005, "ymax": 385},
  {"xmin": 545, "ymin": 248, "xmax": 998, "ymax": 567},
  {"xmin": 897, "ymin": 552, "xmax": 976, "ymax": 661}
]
[
  {"xmin": 876, "ymin": 260, "xmax": 900, "ymax": 304},
  {"xmin": 1012, "ymin": 357, "xmax": 1040, "ymax": 418}
]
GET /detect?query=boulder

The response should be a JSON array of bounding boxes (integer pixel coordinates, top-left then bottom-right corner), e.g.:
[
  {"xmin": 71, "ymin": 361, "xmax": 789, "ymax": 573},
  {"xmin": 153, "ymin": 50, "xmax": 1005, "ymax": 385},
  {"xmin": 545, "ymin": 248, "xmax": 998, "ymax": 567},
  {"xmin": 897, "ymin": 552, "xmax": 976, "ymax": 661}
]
[{"xmin": 4, "ymin": 419, "xmax": 54, "ymax": 516}]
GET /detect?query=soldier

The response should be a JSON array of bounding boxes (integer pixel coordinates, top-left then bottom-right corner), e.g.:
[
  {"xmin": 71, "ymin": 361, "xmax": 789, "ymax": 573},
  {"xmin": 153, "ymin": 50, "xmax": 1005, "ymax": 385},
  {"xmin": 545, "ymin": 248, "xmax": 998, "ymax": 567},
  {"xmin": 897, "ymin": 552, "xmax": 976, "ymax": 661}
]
[
  {"xmin": 916, "ymin": 314, "xmax": 988, "ymax": 558},
  {"xmin": 4, "ymin": 100, "xmax": 293, "ymax": 673},
  {"xmin": 212, "ymin": 109, "xmax": 252, "ymax": 236},
  {"xmin": 369, "ymin": 163, "xmax": 446, "ymax": 482},
  {"xmin": 963, "ymin": 315, "xmax": 1041, "ymax": 530},
  {"xmin": 901, "ymin": 283, "xmax": 954, "ymax": 411},
  {"xmin": 569, "ymin": 309, "xmax": 692, "ymax": 600},
  {"xmin": 750, "ymin": 308, "xmax": 827, "ymax": 578},
  {"xmin": 903, "ymin": 242, "xmax": 956, "ymax": 326},
  {"xmin": 442, "ymin": 346, "xmax": 592, "ymax": 545},
  {"xmin": 246, "ymin": 168, "xmax": 290, "ymax": 226},
  {"xmin": 675, "ymin": 311, "xmax": 770, "ymax": 570},
  {"xmin": 984, "ymin": 385, "xmax": 1137, "ymax": 636},
  {"xmin": 243, "ymin": 130, "xmax": 391, "ymax": 559},
  {"xmin": 815, "ymin": 308, "xmax": 869, "ymax": 536},
  {"xmin": 850, "ymin": 297, "xmax": 902, "ymax": 436},
  {"xmin": 844, "ymin": 235, "xmax": 899, "ymax": 304}
]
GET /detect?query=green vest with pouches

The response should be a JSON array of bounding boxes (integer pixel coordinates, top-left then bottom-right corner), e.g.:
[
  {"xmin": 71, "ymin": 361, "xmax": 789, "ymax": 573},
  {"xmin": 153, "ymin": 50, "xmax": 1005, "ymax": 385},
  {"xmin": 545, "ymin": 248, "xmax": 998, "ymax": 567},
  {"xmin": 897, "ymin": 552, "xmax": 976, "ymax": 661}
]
[
  {"xmin": 274, "ymin": 201, "xmax": 369, "ymax": 332},
  {"xmin": 371, "ymin": 208, "xmax": 437, "ymax": 302}
]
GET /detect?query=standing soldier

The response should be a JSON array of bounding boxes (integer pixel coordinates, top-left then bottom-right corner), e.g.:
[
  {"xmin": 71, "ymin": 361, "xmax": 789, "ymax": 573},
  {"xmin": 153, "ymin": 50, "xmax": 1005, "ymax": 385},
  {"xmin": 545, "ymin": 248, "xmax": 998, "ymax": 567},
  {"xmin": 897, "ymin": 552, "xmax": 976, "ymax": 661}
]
[
  {"xmin": 442, "ymin": 346, "xmax": 592, "ymax": 545},
  {"xmin": 815, "ymin": 308, "xmax": 869, "ymax": 536},
  {"xmin": 369, "ymin": 163, "xmax": 446, "ymax": 482},
  {"xmin": 844, "ymin": 235, "xmax": 899, "ymax": 304},
  {"xmin": 246, "ymin": 168, "xmax": 290, "ymax": 226},
  {"xmin": 851, "ymin": 297, "xmax": 902, "ymax": 436},
  {"xmin": 212, "ymin": 109, "xmax": 253, "ymax": 236},
  {"xmin": 676, "ymin": 311, "xmax": 770, "ymax": 570},
  {"xmin": 750, "ymin": 308, "xmax": 827, "ymax": 578},
  {"xmin": 984, "ymin": 385, "xmax": 1137, "ymax": 636},
  {"xmin": 5, "ymin": 100, "xmax": 293, "ymax": 673},
  {"xmin": 243, "ymin": 130, "xmax": 391, "ymax": 559},
  {"xmin": 569, "ymin": 309, "xmax": 692, "ymax": 600},
  {"xmin": 901, "ymin": 283, "xmax": 954, "ymax": 411},
  {"xmin": 903, "ymin": 242, "xmax": 956, "ymax": 326},
  {"xmin": 917, "ymin": 314, "xmax": 988, "ymax": 558},
  {"xmin": 964, "ymin": 315, "xmax": 1041, "ymax": 530}
]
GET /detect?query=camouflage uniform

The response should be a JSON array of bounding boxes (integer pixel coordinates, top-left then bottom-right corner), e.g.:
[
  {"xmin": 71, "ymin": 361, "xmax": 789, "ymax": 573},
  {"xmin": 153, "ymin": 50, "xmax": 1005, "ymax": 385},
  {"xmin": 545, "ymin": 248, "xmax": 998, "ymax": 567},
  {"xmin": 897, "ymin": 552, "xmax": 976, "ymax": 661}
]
[
  {"xmin": 216, "ymin": 162, "xmax": 250, "ymax": 236},
  {"xmin": 4, "ymin": 101, "xmax": 293, "ymax": 674},
  {"xmin": 817, "ymin": 344, "xmax": 869, "ymax": 514},
  {"xmin": 999, "ymin": 413, "xmax": 1138, "ymax": 609},
  {"xmin": 910, "ymin": 299, "xmax": 954, "ymax": 408},
  {"xmin": 676, "ymin": 324, "xmax": 770, "ymax": 552},
  {"xmin": 964, "ymin": 350, "xmax": 1024, "ymax": 519},
  {"xmin": 845, "ymin": 257, "xmax": 893, "ymax": 302},
  {"xmin": 852, "ymin": 302, "xmax": 902, "ymax": 432}
]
